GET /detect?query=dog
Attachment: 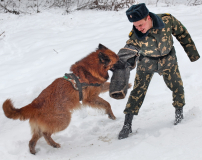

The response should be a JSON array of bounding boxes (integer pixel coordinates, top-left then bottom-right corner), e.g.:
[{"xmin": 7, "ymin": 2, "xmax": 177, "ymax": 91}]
[{"xmin": 2, "ymin": 44, "xmax": 119, "ymax": 154}]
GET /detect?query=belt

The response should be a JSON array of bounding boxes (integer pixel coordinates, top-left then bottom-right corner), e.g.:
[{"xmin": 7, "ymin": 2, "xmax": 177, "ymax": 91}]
[{"xmin": 139, "ymin": 51, "xmax": 172, "ymax": 61}]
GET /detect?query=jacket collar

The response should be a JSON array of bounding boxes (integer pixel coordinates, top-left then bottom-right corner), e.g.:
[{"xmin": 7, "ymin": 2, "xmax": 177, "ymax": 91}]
[{"xmin": 133, "ymin": 12, "xmax": 165, "ymax": 40}]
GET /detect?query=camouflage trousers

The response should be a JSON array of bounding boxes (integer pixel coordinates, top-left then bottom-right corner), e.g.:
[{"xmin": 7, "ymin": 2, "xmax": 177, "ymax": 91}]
[{"xmin": 124, "ymin": 64, "xmax": 185, "ymax": 115}]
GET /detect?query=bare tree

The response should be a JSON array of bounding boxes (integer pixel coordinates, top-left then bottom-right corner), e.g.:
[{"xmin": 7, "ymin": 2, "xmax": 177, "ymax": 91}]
[
  {"xmin": 188, "ymin": 0, "xmax": 202, "ymax": 5},
  {"xmin": 0, "ymin": 0, "xmax": 20, "ymax": 14},
  {"xmin": 1, "ymin": 0, "xmax": 202, "ymax": 14},
  {"xmin": 156, "ymin": 0, "xmax": 160, "ymax": 6},
  {"xmin": 76, "ymin": 0, "xmax": 136, "ymax": 11}
]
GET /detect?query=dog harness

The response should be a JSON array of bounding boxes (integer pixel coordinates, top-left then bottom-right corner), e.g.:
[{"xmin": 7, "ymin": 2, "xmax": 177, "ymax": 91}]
[{"xmin": 63, "ymin": 73, "xmax": 101, "ymax": 101}]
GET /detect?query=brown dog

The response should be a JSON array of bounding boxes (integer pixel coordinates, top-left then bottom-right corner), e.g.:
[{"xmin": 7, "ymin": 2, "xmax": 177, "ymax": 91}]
[{"xmin": 2, "ymin": 44, "xmax": 119, "ymax": 154}]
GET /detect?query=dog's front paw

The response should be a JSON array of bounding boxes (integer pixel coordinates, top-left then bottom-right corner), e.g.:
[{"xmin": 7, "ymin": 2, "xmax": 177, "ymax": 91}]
[
  {"xmin": 30, "ymin": 148, "xmax": 36, "ymax": 155},
  {"xmin": 108, "ymin": 114, "xmax": 116, "ymax": 120},
  {"xmin": 53, "ymin": 143, "xmax": 61, "ymax": 148}
]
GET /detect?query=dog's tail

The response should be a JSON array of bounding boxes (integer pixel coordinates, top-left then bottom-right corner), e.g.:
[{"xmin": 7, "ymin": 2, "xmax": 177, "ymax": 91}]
[{"xmin": 3, "ymin": 99, "xmax": 33, "ymax": 121}]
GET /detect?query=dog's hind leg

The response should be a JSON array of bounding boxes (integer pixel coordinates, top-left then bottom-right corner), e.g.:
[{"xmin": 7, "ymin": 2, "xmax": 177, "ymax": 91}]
[
  {"xmin": 29, "ymin": 121, "xmax": 43, "ymax": 154},
  {"xmin": 29, "ymin": 132, "xmax": 42, "ymax": 154},
  {"xmin": 42, "ymin": 132, "xmax": 61, "ymax": 148},
  {"xmin": 84, "ymin": 96, "xmax": 116, "ymax": 120}
]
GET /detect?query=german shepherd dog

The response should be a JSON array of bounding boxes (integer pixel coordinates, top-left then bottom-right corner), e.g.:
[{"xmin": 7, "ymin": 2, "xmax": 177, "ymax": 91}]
[{"xmin": 2, "ymin": 44, "xmax": 119, "ymax": 154}]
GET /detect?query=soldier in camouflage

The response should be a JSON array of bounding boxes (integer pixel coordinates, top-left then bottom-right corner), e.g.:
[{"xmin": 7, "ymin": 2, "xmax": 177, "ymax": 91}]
[{"xmin": 118, "ymin": 3, "xmax": 200, "ymax": 139}]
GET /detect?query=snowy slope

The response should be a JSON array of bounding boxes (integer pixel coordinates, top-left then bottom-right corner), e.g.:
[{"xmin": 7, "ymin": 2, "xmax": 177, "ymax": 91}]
[{"xmin": 0, "ymin": 4, "xmax": 202, "ymax": 160}]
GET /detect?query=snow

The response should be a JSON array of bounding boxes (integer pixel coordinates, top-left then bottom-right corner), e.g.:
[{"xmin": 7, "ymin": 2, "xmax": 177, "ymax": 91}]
[{"xmin": 1, "ymin": 4, "xmax": 202, "ymax": 160}]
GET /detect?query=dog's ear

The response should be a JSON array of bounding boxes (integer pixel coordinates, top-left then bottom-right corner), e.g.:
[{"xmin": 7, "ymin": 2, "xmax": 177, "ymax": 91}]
[
  {"xmin": 99, "ymin": 52, "xmax": 111, "ymax": 66},
  {"xmin": 98, "ymin": 44, "xmax": 108, "ymax": 50}
]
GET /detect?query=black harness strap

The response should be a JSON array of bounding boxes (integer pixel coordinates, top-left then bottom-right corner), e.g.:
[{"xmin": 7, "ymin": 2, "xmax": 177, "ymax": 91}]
[
  {"xmin": 64, "ymin": 73, "xmax": 101, "ymax": 101},
  {"xmin": 70, "ymin": 74, "xmax": 83, "ymax": 101}
]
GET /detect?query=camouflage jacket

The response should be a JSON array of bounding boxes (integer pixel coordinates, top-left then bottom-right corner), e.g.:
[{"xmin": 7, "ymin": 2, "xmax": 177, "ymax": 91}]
[{"xmin": 127, "ymin": 13, "xmax": 200, "ymax": 74}]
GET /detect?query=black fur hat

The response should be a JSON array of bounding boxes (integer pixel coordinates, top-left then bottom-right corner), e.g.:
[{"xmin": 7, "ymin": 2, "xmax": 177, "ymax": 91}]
[{"xmin": 126, "ymin": 3, "xmax": 149, "ymax": 22}]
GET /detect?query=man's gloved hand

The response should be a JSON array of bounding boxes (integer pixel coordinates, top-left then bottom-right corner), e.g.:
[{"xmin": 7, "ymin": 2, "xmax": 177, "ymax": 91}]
[{"xmin": 109, "ymin": 44, "xmax": 139, "ymax": 99}]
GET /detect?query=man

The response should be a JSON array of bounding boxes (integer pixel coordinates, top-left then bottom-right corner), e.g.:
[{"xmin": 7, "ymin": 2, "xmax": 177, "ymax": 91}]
[{"xmin": 118, "ymin": 3, "xmax": 200, "ymax": 139}]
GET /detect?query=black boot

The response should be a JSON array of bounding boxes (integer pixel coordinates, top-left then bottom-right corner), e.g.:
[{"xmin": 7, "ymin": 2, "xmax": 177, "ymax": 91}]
[
  {"xmin": 174, "ymin": 108, "xmax": 183, "ymax": 125},
  {"xmin": 118, "ymin": 113, "xmax": 134, "ymax": 140}
]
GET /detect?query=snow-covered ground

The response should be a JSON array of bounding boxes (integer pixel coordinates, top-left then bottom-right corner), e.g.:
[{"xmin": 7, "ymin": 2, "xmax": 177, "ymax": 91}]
[{"xmin": 1, "ymin": 4, "xmax": 202, "ymax": 160}]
